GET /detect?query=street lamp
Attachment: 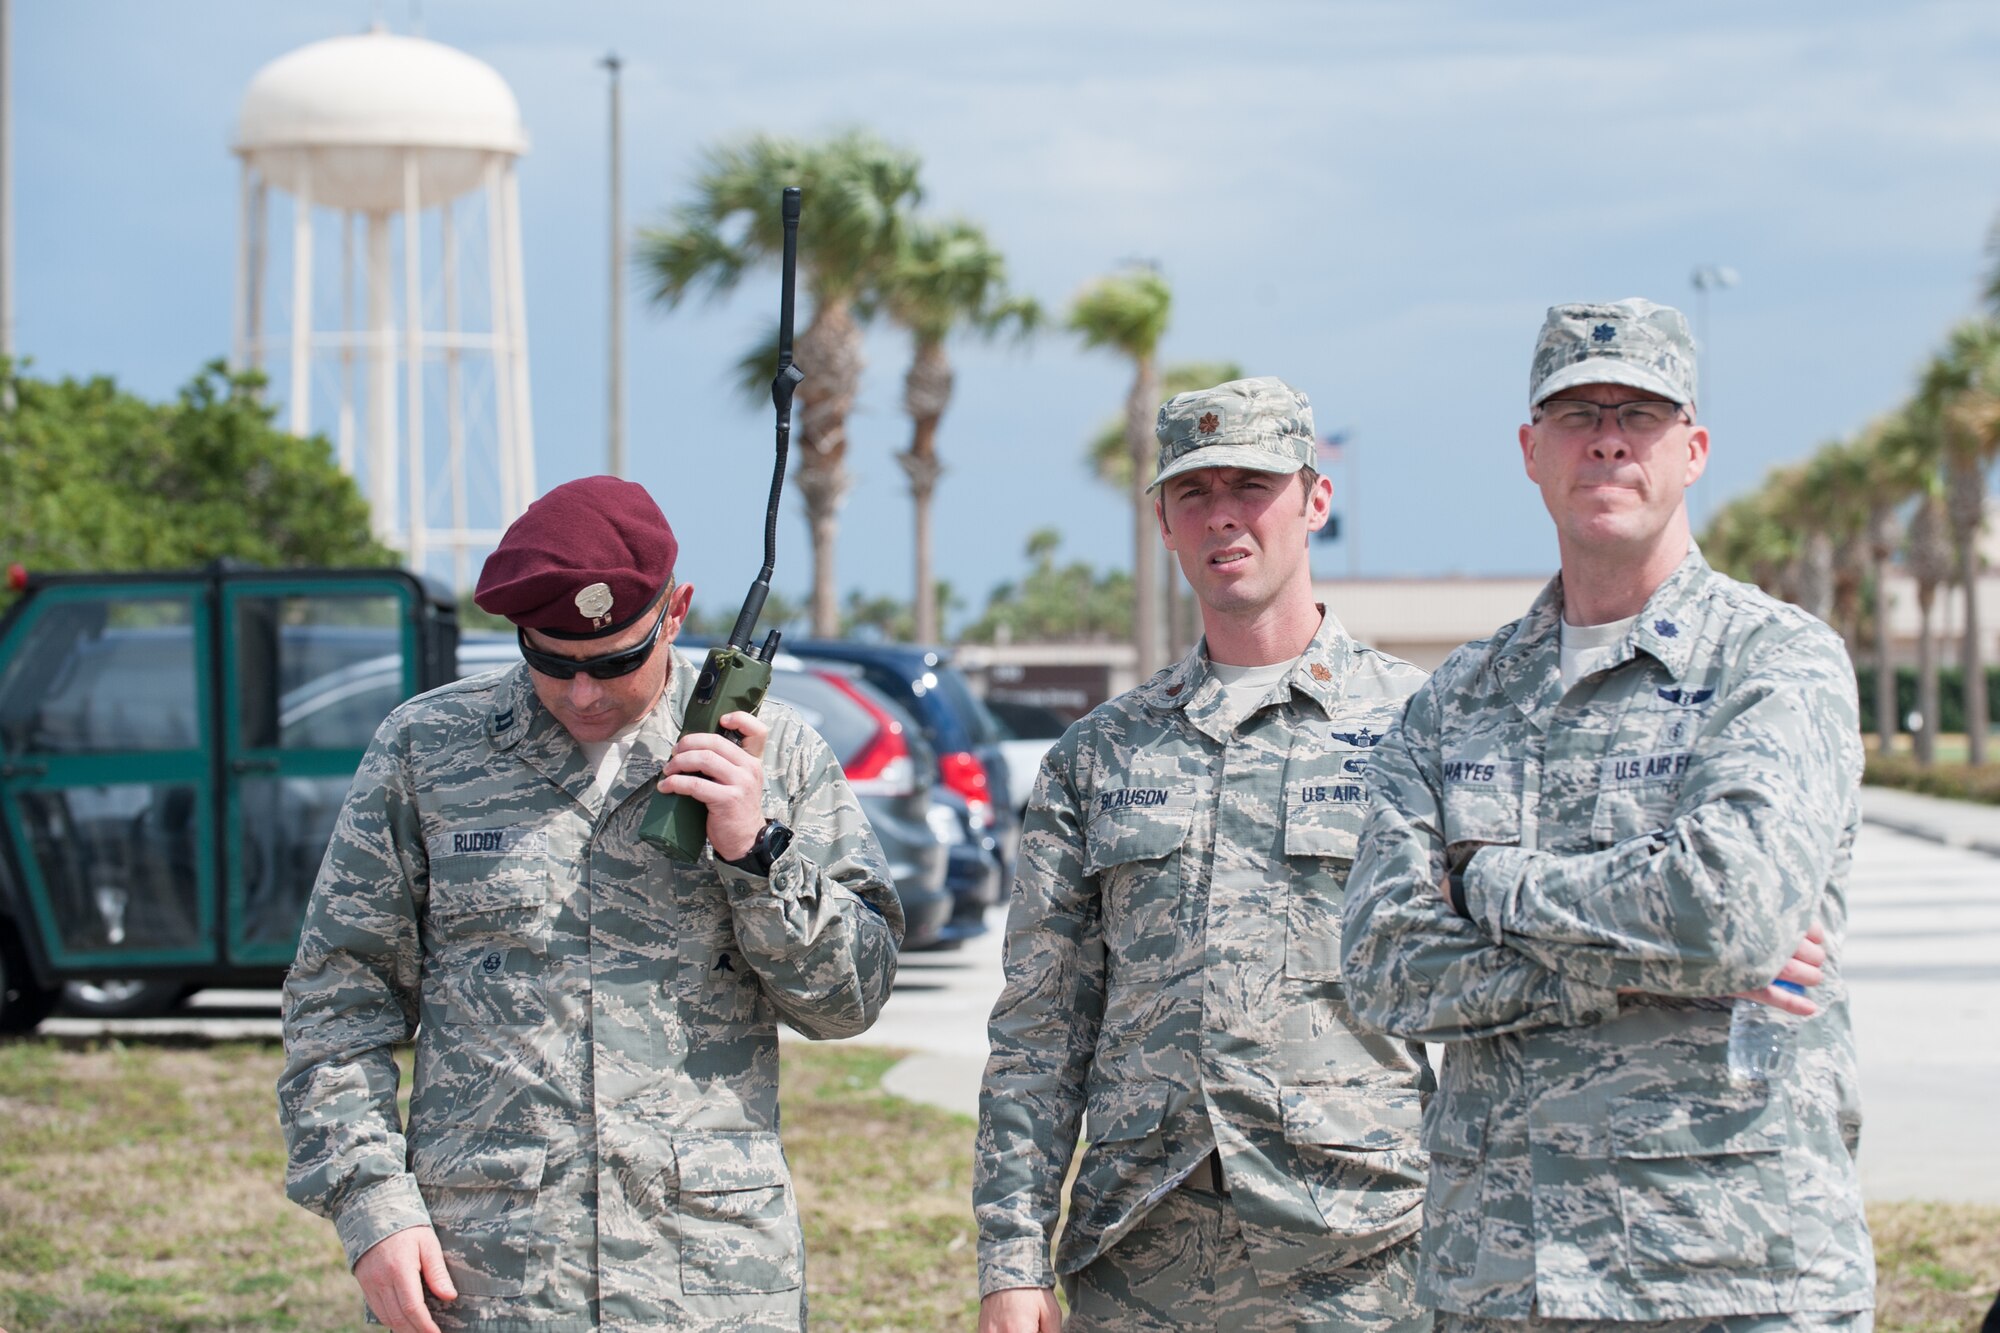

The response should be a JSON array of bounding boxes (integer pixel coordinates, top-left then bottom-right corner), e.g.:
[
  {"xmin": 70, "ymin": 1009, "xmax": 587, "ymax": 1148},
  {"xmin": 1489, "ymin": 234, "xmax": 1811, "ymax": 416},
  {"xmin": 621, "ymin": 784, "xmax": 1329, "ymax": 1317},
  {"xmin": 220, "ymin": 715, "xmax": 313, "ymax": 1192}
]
[{"xmin": 1689, "ymin": 264, "xmax": 1737, "ymax": 526}]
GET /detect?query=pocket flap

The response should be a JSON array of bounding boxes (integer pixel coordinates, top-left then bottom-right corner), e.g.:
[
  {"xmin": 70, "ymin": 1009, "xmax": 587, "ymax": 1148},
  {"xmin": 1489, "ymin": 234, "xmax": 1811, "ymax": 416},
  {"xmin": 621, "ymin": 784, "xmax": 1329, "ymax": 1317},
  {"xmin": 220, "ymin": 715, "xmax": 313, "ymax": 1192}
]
[
  {"xmin": 427, "ymin": 878, "xmax": 550, "ymax": 919},
  {"xmin": 1419, "ymin": 1090, "xmax": 1490, "ymax": 1159},
  {"xmin": 1609, "ymin": 1090, "xmax": 1789, "ymax": 1159},
  {"xmin": 1283, "ymin": 800, "xmax": 1366, "ymax": 859},
  {"xmin": 1084, "ymin": 803, "xmax": 1190, "ymax": 875},
  {"xmin": 674, "ymin": 1130, "xmax": 791, "ymax": 1193},
  {"xmin": 1282, "ymin": 1085, "xmax": 1422, "ymax": 1149},
  {"xmin": 1084, "ymin": 1081, "xmax": 1171, "ymax": 1144},
  {"xmin": 409, "ymin": 1130, "xmax": 547, "ymax": 1190}
]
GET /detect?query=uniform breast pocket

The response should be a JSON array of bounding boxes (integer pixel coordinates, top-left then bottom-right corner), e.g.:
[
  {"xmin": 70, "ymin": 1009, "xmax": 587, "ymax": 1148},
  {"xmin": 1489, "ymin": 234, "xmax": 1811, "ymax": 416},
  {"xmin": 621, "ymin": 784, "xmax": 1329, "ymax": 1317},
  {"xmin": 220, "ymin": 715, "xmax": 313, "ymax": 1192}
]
[
  {"xmin": 1592, "ymin": 748, "xmax": 1692, "ymax": 844},
  {"xmin": 1440, "ymin": 750, "xmax": 1525, "ymax": 853},
  {"xmin": 426, "ymin": 871, "xmax": 553, "ymax": 1029},
  {"xmin": 1085, "ymin": 801, "xmax": 1193, "ymax": 983},
  {"xmin": 1281, "ymin": 788, "xmax": 1365, "ymax": 981}
]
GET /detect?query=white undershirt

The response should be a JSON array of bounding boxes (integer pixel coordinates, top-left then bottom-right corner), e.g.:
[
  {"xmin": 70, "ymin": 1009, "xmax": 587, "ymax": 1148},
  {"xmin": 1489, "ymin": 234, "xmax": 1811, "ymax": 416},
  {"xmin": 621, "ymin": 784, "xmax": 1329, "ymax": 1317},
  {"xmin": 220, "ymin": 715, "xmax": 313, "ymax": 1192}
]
[
  {"xmin": 1558, "ymin": 614, "xmax": 1639, "ymax": 693},
  {"xmin": 578, "ymin": 719, "xmax": 646, "ymax": 802},
  {"xmin": 1209, "ymin": 656, "xmax": 1302, "ymax": 718}
]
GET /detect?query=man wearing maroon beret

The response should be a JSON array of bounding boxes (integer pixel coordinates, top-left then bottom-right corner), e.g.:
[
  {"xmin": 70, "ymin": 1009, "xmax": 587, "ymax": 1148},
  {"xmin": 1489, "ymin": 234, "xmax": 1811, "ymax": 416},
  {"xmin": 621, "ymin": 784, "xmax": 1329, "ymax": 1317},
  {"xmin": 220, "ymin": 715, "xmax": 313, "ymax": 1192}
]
[{"xmin": 278, "ymin": 476, "xmax": 904, "ymax": 1332}]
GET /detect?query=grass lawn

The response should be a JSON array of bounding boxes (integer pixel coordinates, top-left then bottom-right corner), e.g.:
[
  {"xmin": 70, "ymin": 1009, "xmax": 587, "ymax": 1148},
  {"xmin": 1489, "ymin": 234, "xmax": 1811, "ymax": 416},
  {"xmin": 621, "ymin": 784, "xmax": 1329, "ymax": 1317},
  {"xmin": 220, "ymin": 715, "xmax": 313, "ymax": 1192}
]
[
  {"xmin": 0, "ymin": 1039, "xmax": 976, "ymax": 1332},
  {"xmin": 0, "ymin": 1038, "xmax": 1991, "ymax": 1331}
]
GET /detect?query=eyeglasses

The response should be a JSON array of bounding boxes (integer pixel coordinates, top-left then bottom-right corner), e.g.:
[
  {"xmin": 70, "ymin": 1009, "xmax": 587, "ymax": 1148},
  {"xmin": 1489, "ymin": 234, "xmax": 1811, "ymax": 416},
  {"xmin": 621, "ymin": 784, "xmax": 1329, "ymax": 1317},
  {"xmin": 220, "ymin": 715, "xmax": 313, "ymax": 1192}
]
[
  {"xmin": 518, "ymin": 603, "xmax": 670, "ymax": 681},
  {"xmin": 1534, "ymin": 399, "xmax": 1690, "ymax": 437}
]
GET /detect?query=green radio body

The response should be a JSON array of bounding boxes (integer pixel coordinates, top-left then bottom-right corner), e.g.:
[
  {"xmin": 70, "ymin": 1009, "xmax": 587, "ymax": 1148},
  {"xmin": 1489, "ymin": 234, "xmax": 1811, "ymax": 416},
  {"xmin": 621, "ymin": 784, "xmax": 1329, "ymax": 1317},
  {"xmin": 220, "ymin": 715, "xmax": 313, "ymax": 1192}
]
[{"xmin": 638, "ymin": 645, "xmax": 774, "ymax": 860}]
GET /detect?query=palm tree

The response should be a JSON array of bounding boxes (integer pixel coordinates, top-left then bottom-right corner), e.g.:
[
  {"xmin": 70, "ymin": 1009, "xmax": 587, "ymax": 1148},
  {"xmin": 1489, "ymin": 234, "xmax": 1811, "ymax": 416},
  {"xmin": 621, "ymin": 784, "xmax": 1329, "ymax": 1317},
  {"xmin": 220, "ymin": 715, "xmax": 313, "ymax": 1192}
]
[
  {"xmin": 878, "ymin": 219, "xmax": 1040, "ymax": 643},
  {"xmin": 1068, "ymin": 269, "xmax": 1172, "ymax": 676},
  {"xmin": 1918, "ymin": 321, "xmax": 2000, "ymax": 765},
  {"xmin": 1859, "ymin": 413, "xmax": 1931, "ymax": 754},
  {"xmin": 1906, "ymin": 479, "xmax": 1955, "ymax": 764},
  {"xmin": 638, "ymin": 130, "xmax": 921, "ymax": 636}
]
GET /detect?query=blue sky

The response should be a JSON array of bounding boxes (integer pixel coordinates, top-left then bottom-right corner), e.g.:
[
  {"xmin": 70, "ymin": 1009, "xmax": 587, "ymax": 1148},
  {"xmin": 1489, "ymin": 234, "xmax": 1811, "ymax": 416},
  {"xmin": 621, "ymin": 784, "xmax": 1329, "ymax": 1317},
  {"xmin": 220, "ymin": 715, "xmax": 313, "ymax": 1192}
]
[{"xmin": 15, "ymin": 1, "xmax": 2000, "ymax": 628}]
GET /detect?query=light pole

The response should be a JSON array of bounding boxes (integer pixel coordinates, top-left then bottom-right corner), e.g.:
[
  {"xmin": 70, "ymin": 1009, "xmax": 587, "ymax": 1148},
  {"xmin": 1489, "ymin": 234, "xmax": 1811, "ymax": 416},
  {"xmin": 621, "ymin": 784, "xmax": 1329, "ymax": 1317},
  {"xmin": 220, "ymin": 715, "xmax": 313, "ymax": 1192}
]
[
  {"xmin": 1689, "ymin": 264, "xmax": 1737, "ymax": 526},
  {"xmin": 602, "ymin": 53, "xmax": 624, "ymax": 478}
]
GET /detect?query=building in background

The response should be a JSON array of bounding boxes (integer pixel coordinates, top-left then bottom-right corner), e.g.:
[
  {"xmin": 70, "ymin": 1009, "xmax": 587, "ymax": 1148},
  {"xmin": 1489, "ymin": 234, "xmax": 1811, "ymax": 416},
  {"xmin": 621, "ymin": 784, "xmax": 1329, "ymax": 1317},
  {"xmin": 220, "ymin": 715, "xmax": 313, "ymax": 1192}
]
[{"xmin": 231, "ymin": 27, "xmax": 535, "ymax": 589}]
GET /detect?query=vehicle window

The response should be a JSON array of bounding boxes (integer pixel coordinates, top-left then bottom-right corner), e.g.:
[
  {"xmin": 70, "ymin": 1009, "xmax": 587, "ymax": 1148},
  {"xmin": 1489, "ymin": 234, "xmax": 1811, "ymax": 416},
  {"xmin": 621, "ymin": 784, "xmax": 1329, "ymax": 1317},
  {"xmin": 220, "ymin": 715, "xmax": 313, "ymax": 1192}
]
[
  {"xmin": 0, "ymin": 598, "xmax": 200, "ymax": 753},
  {"xmin": 237, "ymin": 596, "xmax": 405, "ymax": 751},
  {"xmin": 934, "ymin": 666, "xmax": 1003, "ymax": 746},
  {"xmin": 987, "ymin": 699, "xmax": 1071, "ymax": 740},
  {"xmin": 848, "ymin": 661, "xmax": 967, "ymax": 753},
  {"xmin": 16, "ymin": 782, "xmax": 205, "ymax": 954},
  {"xmin": 764, "ymin": 670, "xmax": 876, "ymax": 768}
]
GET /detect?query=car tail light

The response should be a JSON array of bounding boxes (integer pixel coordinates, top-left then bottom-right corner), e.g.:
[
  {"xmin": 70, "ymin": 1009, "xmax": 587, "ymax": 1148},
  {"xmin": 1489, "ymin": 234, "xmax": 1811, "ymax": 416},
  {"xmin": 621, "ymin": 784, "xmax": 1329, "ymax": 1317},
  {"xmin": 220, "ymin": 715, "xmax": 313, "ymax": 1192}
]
[
  {"xmin": 939, "ymin": 750, "xmax": 994, "ymax": 828},
  {"xmin": 814, "ymin": 671, "xmax": 918, "ymax": 798},
  {"xmin": 5, "ymin": 564, "xmax": 26, "ymax": 592}
]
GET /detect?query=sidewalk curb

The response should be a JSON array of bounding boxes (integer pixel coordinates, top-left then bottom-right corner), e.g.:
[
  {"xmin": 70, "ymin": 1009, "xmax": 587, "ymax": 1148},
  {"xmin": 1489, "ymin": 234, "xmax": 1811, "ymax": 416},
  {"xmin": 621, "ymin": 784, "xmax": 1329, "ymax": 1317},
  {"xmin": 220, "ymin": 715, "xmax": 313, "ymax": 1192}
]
[{"xmin": 1861, "ymin": 809, "xmax": 2000, "ymax": 859}]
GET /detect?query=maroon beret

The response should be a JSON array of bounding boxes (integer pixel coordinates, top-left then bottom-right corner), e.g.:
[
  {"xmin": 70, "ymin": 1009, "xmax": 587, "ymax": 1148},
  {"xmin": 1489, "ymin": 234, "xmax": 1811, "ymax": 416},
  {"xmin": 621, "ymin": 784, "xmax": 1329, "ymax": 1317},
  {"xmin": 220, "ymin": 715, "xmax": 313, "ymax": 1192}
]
[{"xmin": 475, "ymin": 477, "xmax": 678, "ymax": 639}]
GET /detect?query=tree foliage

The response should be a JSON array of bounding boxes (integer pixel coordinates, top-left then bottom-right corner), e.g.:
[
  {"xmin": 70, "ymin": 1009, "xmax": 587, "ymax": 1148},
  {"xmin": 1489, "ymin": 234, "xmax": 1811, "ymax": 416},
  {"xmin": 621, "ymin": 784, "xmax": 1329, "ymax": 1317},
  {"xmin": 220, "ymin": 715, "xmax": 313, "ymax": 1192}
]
[
  {"xmin": 0, "ymin": 359, "xmax": 392, "ymax": 595},
  {"xmin": 959, "ymin": 528, "xmax": 1132, "ymax": 644}
]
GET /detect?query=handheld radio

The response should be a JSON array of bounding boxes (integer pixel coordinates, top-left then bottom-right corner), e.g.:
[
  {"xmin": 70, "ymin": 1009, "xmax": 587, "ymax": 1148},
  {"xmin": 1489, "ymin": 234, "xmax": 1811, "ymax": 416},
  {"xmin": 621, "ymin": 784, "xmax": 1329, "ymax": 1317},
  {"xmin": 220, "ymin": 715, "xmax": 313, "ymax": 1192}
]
[{"xmin": 639, "ymin": 186, "xmax": 804, "ymax": 860}]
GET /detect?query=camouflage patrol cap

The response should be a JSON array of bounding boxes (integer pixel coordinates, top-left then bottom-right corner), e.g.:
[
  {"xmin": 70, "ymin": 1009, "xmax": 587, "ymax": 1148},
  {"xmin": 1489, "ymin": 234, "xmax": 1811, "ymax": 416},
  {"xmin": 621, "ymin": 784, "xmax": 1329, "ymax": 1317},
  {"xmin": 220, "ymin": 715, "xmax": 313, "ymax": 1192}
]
[
  {"xmin": 1530, "ymin": 298, "xmax": 1698, "ymax": 410},
  {"xmin": 1151, "ymin": 376, "xmax": 1314, "ymax": 491}
]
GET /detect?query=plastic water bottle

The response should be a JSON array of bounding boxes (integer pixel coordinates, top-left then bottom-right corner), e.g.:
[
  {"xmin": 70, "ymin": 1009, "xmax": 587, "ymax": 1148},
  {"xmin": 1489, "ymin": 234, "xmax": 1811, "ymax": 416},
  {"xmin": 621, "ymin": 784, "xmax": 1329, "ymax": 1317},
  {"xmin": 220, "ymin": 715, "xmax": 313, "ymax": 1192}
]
[{"xmin": 1727, "ymin": 980, "xmax": 1806, "ymax": 1084}]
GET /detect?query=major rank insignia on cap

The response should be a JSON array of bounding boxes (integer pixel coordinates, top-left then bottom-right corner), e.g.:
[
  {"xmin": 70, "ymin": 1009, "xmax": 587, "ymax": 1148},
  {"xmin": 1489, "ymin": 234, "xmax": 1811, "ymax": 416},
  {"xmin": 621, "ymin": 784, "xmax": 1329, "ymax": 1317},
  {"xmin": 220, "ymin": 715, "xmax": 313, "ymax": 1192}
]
[
  {"xmin": 1198, "ymin": 411, "xmax": 1220, "ymax": 434},
  {"xmin": 1592, "ymin": 323, "xmax": 1617, "ymax": 342},
  {"xmin": 574, "ymin": 582, "xmax": 615, "ymax": 625}
]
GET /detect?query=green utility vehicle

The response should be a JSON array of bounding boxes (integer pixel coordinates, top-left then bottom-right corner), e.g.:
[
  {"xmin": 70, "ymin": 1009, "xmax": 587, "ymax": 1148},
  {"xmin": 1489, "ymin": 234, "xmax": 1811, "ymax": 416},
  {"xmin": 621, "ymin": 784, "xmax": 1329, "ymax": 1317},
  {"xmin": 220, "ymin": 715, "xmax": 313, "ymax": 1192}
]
[{"xmin": 0, "ymin": 563, "xmax": 457, "ymax": 1030}]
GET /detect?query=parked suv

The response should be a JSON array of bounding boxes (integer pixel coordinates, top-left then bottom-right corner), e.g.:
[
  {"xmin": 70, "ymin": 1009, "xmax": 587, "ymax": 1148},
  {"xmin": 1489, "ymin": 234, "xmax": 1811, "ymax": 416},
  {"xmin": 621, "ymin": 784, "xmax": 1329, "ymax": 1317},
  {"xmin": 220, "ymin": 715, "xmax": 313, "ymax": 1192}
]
[{"xmin": 783, "ymin": 641, "xmax": 1017, "ymax": 888}]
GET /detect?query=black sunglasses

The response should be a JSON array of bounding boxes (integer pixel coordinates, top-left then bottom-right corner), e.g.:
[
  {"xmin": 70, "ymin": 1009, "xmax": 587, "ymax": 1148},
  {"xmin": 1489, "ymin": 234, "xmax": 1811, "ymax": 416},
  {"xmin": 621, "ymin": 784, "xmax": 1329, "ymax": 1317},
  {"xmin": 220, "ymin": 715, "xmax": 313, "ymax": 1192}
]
[{"xmin": 518, "ymin": 603, "xmax": 670, "ymax": 681}]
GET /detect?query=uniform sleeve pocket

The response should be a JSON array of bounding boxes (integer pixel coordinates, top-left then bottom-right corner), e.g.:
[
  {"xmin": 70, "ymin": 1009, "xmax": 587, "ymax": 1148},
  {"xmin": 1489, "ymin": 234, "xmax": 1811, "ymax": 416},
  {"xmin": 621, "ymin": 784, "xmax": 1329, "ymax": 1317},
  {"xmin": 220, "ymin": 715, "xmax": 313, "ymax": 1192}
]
[
  {"xmin": 1608, "ymin": 1091, "xmax": 1794, "ymax": 1275},
  {"xmin": 1084, "ymin": 805, "xmax": 1192, "ymax": 982},
  {"xmin": 675, "ymin": 1131, "xmax": 803, "ymax": 1297},
  {"xmin": 411, "ymin": 1130, "xmax": 548, "ymax": 1298}
]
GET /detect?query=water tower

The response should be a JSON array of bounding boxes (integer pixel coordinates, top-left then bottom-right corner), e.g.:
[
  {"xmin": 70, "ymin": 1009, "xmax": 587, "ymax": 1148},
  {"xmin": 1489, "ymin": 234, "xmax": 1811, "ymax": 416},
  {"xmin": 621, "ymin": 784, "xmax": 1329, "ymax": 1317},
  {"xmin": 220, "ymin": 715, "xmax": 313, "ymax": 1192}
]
[{"xmin": 231, "ymin": 27, "xmax": 535, "ymax": 587}]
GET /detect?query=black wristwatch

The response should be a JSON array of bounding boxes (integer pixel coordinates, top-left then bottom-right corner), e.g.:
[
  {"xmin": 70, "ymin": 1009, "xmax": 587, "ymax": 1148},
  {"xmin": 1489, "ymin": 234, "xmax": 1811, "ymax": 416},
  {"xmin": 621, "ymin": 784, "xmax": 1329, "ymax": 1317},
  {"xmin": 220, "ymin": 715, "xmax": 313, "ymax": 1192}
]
[{"xmin": 720, "ymin": 819, "xmax": 793, "ymax": 877}]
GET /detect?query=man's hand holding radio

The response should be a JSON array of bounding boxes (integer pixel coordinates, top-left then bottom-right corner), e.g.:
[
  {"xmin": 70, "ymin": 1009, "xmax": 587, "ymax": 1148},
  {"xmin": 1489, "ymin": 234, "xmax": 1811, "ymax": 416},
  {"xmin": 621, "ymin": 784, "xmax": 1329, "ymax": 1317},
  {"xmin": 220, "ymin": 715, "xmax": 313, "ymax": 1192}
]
[{"xmin": 657, "ymin": 710, "xmax": 768, "ymax": 861}]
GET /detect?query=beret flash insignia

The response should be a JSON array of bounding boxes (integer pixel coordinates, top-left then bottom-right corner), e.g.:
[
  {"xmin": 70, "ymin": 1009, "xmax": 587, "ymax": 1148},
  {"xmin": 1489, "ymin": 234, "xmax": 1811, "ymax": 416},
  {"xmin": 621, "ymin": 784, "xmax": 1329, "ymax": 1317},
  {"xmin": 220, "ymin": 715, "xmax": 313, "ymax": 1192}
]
[{"xmin": 575, "ymin": 582, "xmax": 615, "ymax": 622}]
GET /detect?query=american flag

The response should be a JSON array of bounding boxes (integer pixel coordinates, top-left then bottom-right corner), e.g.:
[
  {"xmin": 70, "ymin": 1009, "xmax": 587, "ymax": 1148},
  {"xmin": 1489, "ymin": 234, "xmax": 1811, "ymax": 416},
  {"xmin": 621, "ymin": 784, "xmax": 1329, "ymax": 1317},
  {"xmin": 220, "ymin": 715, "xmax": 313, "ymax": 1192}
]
[{"xmin": 1317, "ymin": 431, "xmax": 1349, "ymax": 467}]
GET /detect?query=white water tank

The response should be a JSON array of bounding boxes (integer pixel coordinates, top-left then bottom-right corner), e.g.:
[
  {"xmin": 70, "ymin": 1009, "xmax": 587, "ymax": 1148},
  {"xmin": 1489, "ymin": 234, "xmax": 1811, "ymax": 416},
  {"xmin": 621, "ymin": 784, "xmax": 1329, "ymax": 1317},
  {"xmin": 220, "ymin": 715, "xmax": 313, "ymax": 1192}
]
[{"xmin": 232, "ymin": 27, "xmax": 536, "ymax": 586}]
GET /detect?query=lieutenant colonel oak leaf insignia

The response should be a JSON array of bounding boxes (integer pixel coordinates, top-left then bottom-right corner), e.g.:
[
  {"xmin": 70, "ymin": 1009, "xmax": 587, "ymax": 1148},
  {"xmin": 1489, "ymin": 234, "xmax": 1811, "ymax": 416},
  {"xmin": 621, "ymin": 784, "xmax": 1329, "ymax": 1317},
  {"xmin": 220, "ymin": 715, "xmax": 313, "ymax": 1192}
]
[
  {"xmin": 1197, "ymin": 411, "xmax": 1220, "ymax": 434},
  {"xmin": 1592, "ymin": 323, "xmax": 1617, "ymax": 342},
  {"xmin": 1654, "ymin": 619, "xmax": 1680, "ymax": 638}
]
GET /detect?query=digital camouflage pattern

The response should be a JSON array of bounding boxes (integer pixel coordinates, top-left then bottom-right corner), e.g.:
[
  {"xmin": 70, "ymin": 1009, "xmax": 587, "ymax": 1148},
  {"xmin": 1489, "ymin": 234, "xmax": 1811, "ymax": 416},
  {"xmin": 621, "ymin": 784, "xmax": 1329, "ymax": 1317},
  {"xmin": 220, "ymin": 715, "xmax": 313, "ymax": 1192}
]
[
  {"xmin": 278, "ymin": 648, "xmax": 902, "ymax": 1332},
  {"xmin": 1438, "ymin": 1310, "xmax": 1866, "ymax": 1333},
  {"xmin": 1063, "ymin": 1183, "xmax": 1425, "ymax": 1333},
  {"xmin": 1341, "ymin": 548, "xmax": 1874, "ymax": 1323},
  {"xmin": 977, "ymin": 611, "xmax": 1432, "ymax": 1327},
  {"xmin": 1529, "ymin": 299, "xmax": 1698, "ymax": 409},
  {"xmin": 1150, "ymin": 375, "xmax": 1317, "ymax": 491}
]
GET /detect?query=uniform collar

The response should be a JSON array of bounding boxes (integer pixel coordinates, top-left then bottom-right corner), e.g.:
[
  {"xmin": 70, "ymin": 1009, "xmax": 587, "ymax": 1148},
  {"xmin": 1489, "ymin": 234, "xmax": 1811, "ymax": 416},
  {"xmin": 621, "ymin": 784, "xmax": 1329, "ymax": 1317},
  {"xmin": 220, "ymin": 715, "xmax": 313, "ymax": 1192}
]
[
  {"xmin": 487, "ymin": 647, "xmax": 700, "ymax": 813},
  {"xmin": 1497, "ymin": 544, "xmax": 1712, "ymax": 724},
  {"xmin": 1142, "ymin": 607, "xmax": 1356, "ymax": 740}
]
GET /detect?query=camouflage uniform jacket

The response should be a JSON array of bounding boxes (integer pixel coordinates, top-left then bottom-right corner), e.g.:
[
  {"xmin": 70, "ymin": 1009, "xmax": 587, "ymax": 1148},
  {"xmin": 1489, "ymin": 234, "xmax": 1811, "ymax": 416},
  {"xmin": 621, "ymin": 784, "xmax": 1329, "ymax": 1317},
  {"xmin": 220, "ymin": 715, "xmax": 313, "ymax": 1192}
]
[
  {"xmin": 278, "ymin": 649, "xmax": 903, "ymax": 1332},
  {"xmin": 1340, "ymin": 548, "xmax": 1873, "ymax": 1321},
  {"xmin": 976, "ymin": 612, "xmax": 1431, "ymax": 1297}
]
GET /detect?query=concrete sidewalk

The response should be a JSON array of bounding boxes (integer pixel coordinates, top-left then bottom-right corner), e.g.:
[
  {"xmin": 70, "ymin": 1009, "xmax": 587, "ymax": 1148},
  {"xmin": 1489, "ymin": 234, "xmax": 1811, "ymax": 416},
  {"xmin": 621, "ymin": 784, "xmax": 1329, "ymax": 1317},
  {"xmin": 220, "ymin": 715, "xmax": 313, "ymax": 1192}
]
[{"xmin": 1860, "ymin": 783, "xmax": 2000, "ymax": 858}]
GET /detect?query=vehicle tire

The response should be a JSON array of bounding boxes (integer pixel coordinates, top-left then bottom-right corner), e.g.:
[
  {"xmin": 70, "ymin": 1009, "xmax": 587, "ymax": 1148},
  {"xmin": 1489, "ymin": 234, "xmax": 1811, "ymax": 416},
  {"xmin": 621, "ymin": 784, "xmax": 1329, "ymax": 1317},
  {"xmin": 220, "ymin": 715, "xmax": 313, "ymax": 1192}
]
[
  {"xmin": 0, "ymin": 933, "xmax": 58, "ymax": 1034},
  {"xmin": 59, "ymin": 979, "xmax": 190, "ymax": 1019}
]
